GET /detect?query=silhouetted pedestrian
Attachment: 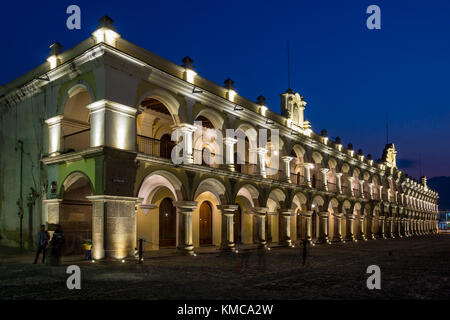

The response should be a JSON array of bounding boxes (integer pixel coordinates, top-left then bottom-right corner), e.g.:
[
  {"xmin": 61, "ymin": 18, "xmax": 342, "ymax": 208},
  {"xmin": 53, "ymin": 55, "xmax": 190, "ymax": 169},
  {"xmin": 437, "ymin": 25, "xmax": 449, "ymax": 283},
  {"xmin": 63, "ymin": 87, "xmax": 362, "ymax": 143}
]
[
  {"xmin": 302, "ymin": 239, "xmax": 308, "ymax": 267},
  {"xmin": 33, "ymin": 225, "xmax": 50, "ymax": 264}
]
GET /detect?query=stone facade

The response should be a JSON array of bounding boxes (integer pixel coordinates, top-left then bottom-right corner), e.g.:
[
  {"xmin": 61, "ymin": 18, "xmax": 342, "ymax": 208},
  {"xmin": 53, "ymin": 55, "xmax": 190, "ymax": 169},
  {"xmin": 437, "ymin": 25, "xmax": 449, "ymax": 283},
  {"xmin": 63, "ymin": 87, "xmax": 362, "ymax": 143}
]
[{"xmin": 0, "ymin": 17, "xmax": 439, "ymax": 259}]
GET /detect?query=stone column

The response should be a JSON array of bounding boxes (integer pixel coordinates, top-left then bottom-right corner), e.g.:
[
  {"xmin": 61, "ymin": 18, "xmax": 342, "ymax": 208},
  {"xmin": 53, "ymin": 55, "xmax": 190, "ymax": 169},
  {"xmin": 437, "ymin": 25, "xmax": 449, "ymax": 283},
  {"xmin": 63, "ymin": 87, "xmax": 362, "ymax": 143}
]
[
  {"xmin": 387, "ymin": 217, "xmax": 395, "ymax": 238},
  {"xmin": 317, "ymin": 212, "xmax": 331, "ymax": 244},
  {"xmin": 331, "ymin": 212, "xmax": 343, "ymax": 242},
  {"xmin": 279, "ymin": 210, "xmax": 294, "ymax": 246},
  {"xmin": 43, "ymin": 199, "xmax": 63, "ymax": 227},
  {"xmin": 398, "ymin": 217, "xmax": 403, "ymax": 237},
  {"xmin": 405, "ymin": 217, "xmax": 411, "ymax": 237},
  {"xmin": 251, "ymin": 207, "xmax": 269, "ymax": 249},
  {"xmin": 379, "ymin": 215, "xmax": 387, "ymax": 239},
  {"xmin": 365, "ymin": 216, "xmax": 374, "ymax": 240},
  {"xmin": 217, "ymin": 204, "xmax": 238, "ymax": 252},
  {"xmin": 173, "ymin": 201, "xmax": 197, "ymax": 255},
  {"xmin": 348, "ymin": 177, "xmax": 354, "ymax": 196},
  {"xmin": 45, "ymin": 115, "xmax": 64, "ymax": 156},
  {"xmin": 257, "ymin": 148, "xmax": 268, "ymax": 178},
  {"xmin": 87, "ymin": 195, "xmax": 139, "ymax": 260},
  {"xmin": 87, "ymin": 100, "xmax": 139, "ymax": 151},
  {"xmin": 282, "ymin": 156, "xmax": 294, "ymax": 183},
  {"xmin": 357, "ymin": 215, "xmax": 367, "ymax": 241},
  {"xmin": 320, "ymin": 168, "xmax": 329, "ymax": 191},
  {"xmin": 359, "ymin": 181, "xmax": 365, "ymax": 198},
  {"xmin": 336, "ymin": 173, "xmax": 343, "ymax": 194},
  {"xmin": 223, "ymin": 137, "xmax": 238, "ymax": 172},
  {"xmin": 172, "ymin": 124, "xmax": 197, "ymax": 164},
  {"xmin": 378, "ymin": 186, "xmax": 383, "ymax": 201},
  {"xmin": 344, "ymin": 213, "xmax": 356, "ymax": 242},
  {"xmin": 368, "ymin": 183, "xmax": 374, "ymax": 200},
  {"xmin": 303, "ymin": 163, "xmax": 314, "ymax": 187},
  {"xmin": 301, "ymin": 210, "xmax": 313, "ymax": 244}
]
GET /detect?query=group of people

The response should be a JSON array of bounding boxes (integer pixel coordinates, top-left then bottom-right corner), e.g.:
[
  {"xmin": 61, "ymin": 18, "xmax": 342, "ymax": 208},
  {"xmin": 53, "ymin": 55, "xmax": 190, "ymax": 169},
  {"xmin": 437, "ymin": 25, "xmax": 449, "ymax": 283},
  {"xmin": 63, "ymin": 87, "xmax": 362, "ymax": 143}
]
[{"xmin": 33, "ymin": 224, "xmax": 65, "ymax": 265}]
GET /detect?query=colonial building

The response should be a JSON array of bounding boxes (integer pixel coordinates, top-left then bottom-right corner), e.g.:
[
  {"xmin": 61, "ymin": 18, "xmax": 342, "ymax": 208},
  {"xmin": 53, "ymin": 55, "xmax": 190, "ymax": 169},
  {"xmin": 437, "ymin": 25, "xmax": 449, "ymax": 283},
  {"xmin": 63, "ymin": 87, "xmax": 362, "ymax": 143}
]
[{"xmin": 0, "ymin": 16, "xmax": 439, "ymax": 260}]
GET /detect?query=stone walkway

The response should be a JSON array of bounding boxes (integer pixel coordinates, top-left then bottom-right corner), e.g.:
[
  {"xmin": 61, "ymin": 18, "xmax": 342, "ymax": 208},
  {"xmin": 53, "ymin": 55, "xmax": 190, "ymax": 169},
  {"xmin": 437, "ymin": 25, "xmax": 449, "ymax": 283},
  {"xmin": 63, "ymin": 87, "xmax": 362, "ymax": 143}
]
[{"xmin": 0, "ymin": 234, "xmax": 449, "ymax": 300}]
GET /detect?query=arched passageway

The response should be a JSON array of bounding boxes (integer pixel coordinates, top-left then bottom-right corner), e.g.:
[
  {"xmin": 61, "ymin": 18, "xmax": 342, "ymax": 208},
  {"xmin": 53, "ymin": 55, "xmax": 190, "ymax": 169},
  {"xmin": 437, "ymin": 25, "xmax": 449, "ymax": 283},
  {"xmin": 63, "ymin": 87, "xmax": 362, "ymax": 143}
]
[{"xmin": 60, "ymin": 173, "xmax": 93, "ymax": 255}]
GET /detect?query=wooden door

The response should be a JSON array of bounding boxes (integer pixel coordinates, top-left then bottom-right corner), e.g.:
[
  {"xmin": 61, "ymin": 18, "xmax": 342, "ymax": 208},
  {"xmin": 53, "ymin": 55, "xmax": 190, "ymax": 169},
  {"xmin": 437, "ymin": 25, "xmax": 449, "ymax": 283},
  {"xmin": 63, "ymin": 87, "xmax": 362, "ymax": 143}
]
[
  {"xmin": 199, "ymin": 202, "xmax": 212, "ymax": 245},
  {"xmin": 234, "ymin": 205, "xmax": 242, "ymax": 244},
  {"xmin": 159, "ymin": 198, "xmax": 176, "ymax": 247}
]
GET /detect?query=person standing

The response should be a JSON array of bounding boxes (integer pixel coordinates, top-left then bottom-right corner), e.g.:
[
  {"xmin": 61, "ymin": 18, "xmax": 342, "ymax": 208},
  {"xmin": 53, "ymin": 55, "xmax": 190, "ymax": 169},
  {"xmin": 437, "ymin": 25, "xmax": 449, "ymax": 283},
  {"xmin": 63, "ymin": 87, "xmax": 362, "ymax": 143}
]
[
  {"xmin": 33, "ymin": 225, "xmax": 50, "ymax": 264},
  {"xmin": 50, "ymin": 226, "xmax": 65, "ymax": 265}
]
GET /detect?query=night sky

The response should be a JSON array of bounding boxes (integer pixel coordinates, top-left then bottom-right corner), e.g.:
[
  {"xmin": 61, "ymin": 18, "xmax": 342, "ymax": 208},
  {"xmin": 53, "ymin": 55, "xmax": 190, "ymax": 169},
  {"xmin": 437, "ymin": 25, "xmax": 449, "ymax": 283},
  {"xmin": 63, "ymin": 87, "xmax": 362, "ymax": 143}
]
[{"xmin": 1, "ymin": 0, "xmax": 449, "ymax": 178}]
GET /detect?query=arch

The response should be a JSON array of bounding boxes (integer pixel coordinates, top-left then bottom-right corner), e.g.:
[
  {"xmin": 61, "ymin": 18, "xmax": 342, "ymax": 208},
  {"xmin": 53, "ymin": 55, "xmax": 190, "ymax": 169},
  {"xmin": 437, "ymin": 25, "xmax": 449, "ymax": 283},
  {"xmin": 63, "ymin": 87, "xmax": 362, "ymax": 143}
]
[
  {"xmin": 138, "ymin": 170, "xmax": 183, "ymax": 204},
  {"xmin": 236, "ymin": 183, "xmax": 260, "ymax": 207},
  {"xmin": 60, "ymin": 172, "xmax": 93, "ymax": 255},
  {"xmin": 59, "ymin": 81, "xmax": 95, "ymax": 117},
  {"xmin": 194, "ymin": 178, "xmax": 227, "ymax": 204},
  {"xmin": 195, "ymin": 108, "xmax": 224, "ymax": 131},
  {"xmin": 136, "ymin": 88, "xmax": 181, "ymax": 124}
]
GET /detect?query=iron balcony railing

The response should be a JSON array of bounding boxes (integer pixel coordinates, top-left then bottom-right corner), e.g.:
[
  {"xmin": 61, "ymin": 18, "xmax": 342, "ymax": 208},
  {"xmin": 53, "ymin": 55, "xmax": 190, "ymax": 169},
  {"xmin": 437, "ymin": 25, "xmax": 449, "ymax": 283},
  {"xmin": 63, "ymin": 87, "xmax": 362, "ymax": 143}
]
[{"xmin": 137, "ymin": 135, "xmax": 398, "ymax": 203}]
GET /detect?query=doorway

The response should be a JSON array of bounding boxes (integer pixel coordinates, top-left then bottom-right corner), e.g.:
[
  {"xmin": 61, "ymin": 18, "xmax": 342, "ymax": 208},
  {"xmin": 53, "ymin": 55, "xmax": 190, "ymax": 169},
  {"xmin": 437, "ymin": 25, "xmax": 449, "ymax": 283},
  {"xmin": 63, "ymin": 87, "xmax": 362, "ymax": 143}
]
[
  {"xmin": 159, "ymin": 198, "xmax": 176, "ymax": 247},
  {"xmin": 199, "ymin": 201, "xmax": 213, "ymax": 245}
]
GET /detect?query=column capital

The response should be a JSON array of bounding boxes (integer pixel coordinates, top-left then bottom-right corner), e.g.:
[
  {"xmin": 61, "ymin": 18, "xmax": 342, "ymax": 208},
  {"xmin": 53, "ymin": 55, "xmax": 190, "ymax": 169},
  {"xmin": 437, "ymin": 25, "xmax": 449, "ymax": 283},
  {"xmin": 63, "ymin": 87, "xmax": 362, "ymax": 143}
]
[
  {"xmin": 45, "ymin": 115, "xmax": 64, "ymax": 126},
  {"xmin": 250, "ymin": 207, "xmax": 268, "ymax": 215},
  {"xmin": 223, "ymin": 137, "xmax": 238, "ymax": 145},
  {"xmin": 171, "ymin": 123, "xmax": 197, "ymax": 133},
  {"xmin": 303, "ymin": 163, "xmax": 314, "ymax": 169},
  {"xmin": 139, "ymin": 203, "xmax": 157, "ymax": 215},
  {"xmin": 333, "ymin": 212, "xmax": 344, "ymax": 218},
  {"xmin": 87, "ymin": 99, "xmax": 138, "ymax": 116},
  {"xmin": 281, "ymin": 155, "xmax": 294, "ymax": 163},
  {"xmin": 319, "ymin": 211, "xmax": 330, "ymax": 218},
  {"xmin": 279, "ymin": 209, "xmax": 295, "ymax": 216},
  {"xmin": 256, "ymin": 147, "xmax": 268, "ymax": 155},
  {"xmin": 217, "ymin": 204, "xmax": 238, "ymax": 215},
  {"xmin": 173, "ymin": 201, "xmax": 198, "ymax": 214},
  {"xmin": 335, "ymin": 172, "xmax": 343, "ymax": 177},
  {"xmin": 320, "ymin": 168, "xmax": 329, "ymax": 174}
]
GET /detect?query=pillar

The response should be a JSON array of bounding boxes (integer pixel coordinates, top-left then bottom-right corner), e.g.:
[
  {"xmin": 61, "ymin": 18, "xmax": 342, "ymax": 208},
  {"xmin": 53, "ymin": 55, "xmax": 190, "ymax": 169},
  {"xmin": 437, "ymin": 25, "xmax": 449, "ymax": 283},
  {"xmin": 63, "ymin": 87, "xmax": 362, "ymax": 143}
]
[
  {"xmin": 87, "ymin": 195, "xmax": 139, "ymax": 260},
  {"xmin": 317, "ymin": 212, "xmax": 331, "ymax": 244},
  {"xmin": 87, "ymin": 100, "xmax": 138, "ymax": 151},
  {"xmin": 301, "ymin": 210, "xmax": 313, "ymax": 244},
  {"xmin": 365, "ymin": 216, "xmax": 374, "ymax": 240},
  {"xmin": 359, "ymin": 181, "xmax": 365, "ymax": 198},
  {"xmin": 331, "ymin": 212, "xmax": 343, "ymax": 242},
  {"xmin": 348, "ymin": 177, "xmax": 354, "ymax": 196},
  {"xmin": 282, "ymin": 156, "xmax": 293, "ymax": 183},
  {"xmin": 45, "ymin": 116, "xmax": 64, "ymax": 156},
  {"xmin": 356, "ymin": 215, "xmax": 367, "ymax": 241},
  {"xmin": 279, "ymin": 210, "xmax": 294, "ymax": 246},
  {"xmin": 257, "ymin": 148, "xmax": 268, "ymax": 178},
  {"xmin": 172, "ymin": 124, "xmax": 197, "ymax": 164},
  {"xmin": 217, "ymin": 204, "xmax": 238, "ymax": 252},
  {"xmin": 336, "ymin": 173, "xmax": 343, "ymax": 194},
  {"xmin": 378, "ymin": 215, "xmax": 387, "ymax": 239},
  {"xmin": 320, "ymin": 168, "xmax": 329, "ymax": 191},
  {"xmin": 223, "ymin": 137, "xmax": 237, "ymax": 171},
  {"xmin": 173, "ymin": 201, "xmax": 197, "ymax": 255},
  {"xmin": 251, "ymin": 207, "xmax": 268, "ymax": 249},
  {"xmin": 303, "ymin": 163, "xmax": 314, "ymax": 188},
  {"xmin": 344, "ymin": 213, "xmax": 356, "ymax": 242},
  {"xmin": 368, "ymin": 183, "xmax": 374, "ymax": 200}
]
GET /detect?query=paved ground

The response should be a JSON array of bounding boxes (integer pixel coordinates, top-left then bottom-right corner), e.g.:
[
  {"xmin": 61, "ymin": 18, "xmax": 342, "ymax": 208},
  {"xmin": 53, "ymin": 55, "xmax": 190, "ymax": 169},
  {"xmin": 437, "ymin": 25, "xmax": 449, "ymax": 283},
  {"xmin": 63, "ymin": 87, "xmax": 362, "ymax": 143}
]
[{"xmin": 0, "ymin": 234, "xmax": 449, "ymax": 300}]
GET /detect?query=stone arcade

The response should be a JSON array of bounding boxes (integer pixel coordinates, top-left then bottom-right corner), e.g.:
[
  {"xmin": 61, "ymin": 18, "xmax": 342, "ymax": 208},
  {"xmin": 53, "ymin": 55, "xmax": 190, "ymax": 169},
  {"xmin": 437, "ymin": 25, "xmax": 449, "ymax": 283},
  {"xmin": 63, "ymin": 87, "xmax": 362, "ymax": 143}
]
[{"xmin": 0, "ymin": 16, "xmax": 439, "ymax": 260}]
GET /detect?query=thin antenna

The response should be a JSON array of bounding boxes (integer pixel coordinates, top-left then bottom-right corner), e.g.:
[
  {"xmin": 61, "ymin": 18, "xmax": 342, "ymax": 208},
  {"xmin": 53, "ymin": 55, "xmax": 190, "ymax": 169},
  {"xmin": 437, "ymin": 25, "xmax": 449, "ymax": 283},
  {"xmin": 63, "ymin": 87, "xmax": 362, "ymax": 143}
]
[
  {"xmin": 419, "ymin": 153, "xmax": 423, "ymax": 177},
  {"xmin": 287, "ymin": 40, "xmax": 291, "ymax": 89},
  {"xmin": 385, "ymin": 113, "xmax": 389, "ymax": 144}
]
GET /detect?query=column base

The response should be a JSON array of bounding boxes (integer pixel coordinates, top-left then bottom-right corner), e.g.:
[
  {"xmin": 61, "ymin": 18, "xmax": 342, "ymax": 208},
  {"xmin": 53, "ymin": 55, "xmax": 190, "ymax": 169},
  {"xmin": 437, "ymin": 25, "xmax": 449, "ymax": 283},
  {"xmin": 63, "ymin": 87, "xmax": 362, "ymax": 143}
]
[
  {"xmin": 220, "ymin": 242, "xmax": 236, "ymax": 252},
  {"xmin": 343, "ymin": 235, "xmax": 357, "ymax": 242},
  {"xmin": 331, "ymin": 236, "xmax": 343, "ymax": 243},
  {"xmin": 316, "ymin": 237, "xmax": 331, "ymax": 244},
  {"xmin": 177, "ymin": 245, "xmax": 195, "ymax": 256}
]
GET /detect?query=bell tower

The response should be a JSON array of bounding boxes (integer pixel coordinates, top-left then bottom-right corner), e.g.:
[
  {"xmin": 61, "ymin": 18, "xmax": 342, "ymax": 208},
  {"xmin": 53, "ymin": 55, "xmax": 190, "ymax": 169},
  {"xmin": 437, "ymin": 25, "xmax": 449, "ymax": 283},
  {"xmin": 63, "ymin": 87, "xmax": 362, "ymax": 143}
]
[{"xmin": 280, "ymin": 89, "xmax": 309, "ymax": 129}]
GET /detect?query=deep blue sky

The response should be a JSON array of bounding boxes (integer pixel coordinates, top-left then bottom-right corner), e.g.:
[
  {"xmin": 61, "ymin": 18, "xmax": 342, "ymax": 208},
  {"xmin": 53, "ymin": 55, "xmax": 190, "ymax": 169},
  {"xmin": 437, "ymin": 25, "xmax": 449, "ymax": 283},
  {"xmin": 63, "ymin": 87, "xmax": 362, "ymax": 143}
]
[{"xmin": 1, "ymin": 0, "xmax": 449, "ymax": 178}]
